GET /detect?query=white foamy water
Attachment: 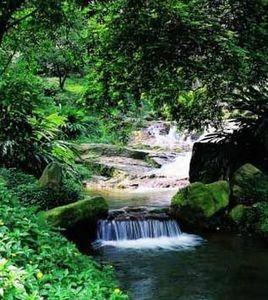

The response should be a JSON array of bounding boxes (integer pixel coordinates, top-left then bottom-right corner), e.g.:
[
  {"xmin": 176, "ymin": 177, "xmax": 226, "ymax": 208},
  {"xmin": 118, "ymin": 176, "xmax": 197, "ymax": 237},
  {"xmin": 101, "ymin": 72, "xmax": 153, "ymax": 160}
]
[
  {"xmin": 96, "ymin": 234, "xmax": 203, "ymax": 250},
  {"xmin": 94, "ymin": 219, "xmax": 203, "ymax": 250},
  {"xmin": 147, "ymin": 124, "xmax": 195, "ymax": 151},
  {"xmin": 154, "ymin": 152, "xmax": 192, "ymax": 179}
]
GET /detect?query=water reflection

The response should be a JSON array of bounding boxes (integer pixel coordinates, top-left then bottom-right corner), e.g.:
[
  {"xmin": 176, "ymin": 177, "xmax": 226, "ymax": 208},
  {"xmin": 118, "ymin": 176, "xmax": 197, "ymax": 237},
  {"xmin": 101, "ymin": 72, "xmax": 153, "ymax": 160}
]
[
  {"xmin": 95, "ymin": 234, "xmax": 268, "ymax": 300},
  {"xmin": 86, "ymin": 188, "xmax": 177, "ymax": 209}
]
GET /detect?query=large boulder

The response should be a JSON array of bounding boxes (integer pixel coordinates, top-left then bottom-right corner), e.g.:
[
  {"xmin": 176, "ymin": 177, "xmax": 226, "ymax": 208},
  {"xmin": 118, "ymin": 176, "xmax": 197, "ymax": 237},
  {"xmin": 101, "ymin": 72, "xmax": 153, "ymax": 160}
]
[
  {"xmin": 45, "ymin": 196, "xmax": 108, "ymax": 229},
  {"xmin": 171, "ymin": 180, "xmax": 230, "ymax": 229},
  {"xmin": 189, "ymin": 142, "xmax": 230, "ymax": 183},
  {"xmin": 39, "ymin": 162, "xmax": 63, "ymax": 190},
  {"xmin": 190, "ymin": 136, "xmax": 268, "ymax": 184},
  {"xmin": 231, "ymin": 163, "xmax": 268, "ymax": 205}
]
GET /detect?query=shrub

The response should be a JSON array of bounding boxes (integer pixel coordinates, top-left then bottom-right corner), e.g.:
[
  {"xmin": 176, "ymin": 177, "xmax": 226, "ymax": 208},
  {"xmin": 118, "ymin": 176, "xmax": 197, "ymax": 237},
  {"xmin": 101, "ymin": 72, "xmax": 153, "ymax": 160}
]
[
  {"xmin": 0, "ymin": 168, "xmax": 36, "ymax": 188},
  {"xmin": 0, "ymin": 168, "xmax": 82, "ymax": 210},
  {"xmin": 0, "ymin": 67, "xmax": 69, "ymax": 175},
  {"xmin": 16, "ymin": 178, "xmax": 82, "ymax": 210},
  {"xmin": 0, "ymin": 179, "xmax": 127, "ymax": 299}
]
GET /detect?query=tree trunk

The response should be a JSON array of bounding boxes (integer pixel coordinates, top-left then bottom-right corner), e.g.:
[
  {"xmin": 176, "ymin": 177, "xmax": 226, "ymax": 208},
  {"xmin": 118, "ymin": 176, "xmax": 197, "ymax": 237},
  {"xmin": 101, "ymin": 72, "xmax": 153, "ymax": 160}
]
[{"xmin": 59, "ymin": 72, "xmax": 68, "ymax": 90}]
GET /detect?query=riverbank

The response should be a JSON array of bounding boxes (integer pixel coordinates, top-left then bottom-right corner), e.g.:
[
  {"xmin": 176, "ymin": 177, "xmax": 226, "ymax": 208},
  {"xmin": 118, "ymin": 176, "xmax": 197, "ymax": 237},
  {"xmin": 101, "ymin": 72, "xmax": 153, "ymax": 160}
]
[{"xmin": 0, "ymin": 175, "xmax": 127, "ymax": 299}]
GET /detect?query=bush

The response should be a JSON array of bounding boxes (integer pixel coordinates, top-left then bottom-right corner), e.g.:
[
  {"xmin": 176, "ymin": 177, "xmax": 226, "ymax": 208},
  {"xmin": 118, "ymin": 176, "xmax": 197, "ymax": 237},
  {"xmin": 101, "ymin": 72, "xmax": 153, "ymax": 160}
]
[
  {"xmin": 0, "ymin": 168, "xmax": 82, "ymax": 210},
  {"xmin": 16, "ymin": 178, "xmax": 82, "ymax": 210},
  {"xmin": 0, "ymin": 179, "xmax": 127, "ymax": 299},
  {"xmin": 0, "ymin": 168, "xmax": 36, "ymax": 188},
  {"xmin": 0, "ymin": 67, "xmax": 69, "ymax": 175}
]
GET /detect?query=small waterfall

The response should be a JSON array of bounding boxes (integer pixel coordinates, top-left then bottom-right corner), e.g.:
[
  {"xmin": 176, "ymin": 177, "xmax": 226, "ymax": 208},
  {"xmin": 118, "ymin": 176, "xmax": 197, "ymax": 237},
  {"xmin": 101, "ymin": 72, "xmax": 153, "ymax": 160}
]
[
  {"xmin": 98, "ymin": 219, "xmax": 181, "ymax": 241},
  {"xmin": 95, "ymin": 218, "xmax": 203, "ymax": 250},
  {"xmin": 147, "ymin": 123, "xmax": 195, "ymax": 151},
  {"xmin": 155, "ymin": 152, "xmax": 192, "ymax": 179}
]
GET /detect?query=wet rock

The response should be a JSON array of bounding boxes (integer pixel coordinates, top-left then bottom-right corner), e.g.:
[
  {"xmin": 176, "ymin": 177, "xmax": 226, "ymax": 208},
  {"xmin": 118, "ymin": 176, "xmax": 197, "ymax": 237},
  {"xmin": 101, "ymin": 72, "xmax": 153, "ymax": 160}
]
[
  {"xmin": 229, "ymin": 204, "xmax": 247, "ymax": 224},
  {"xmin": 76, "ymin": 143, "xmax": 149, "ymax": 160},
  {"xmin": 107, "ymin": 206, "xmax": 171, "ymax": 221},
  {"xmin": 45, "ymin": 196, "xmax": 108, "ymax": 229},
  {"xmin": 171, "ymin": 180, "xmax": 230, "ymax": 229}
]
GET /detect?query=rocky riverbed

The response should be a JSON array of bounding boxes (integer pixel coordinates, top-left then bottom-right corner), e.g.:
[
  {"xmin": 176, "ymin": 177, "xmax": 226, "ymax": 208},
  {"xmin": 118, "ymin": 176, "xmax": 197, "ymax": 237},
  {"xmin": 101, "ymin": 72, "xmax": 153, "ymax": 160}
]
[{"xmin": 78, "ymin": 121, "xmax": 197, "ymax": 192}]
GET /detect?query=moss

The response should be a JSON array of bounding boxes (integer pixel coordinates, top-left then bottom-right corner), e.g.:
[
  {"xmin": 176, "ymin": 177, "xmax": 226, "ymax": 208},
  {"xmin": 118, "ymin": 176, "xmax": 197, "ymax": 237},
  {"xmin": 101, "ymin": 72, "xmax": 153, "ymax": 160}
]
[
  {"xmin": 39, "ymin": 162, "xmax": 63, "ymax": 190},
  {"xmin": 231, "ymin": 163, "xmax": 268, "ymax": 204},
  {"xmin": 252, "ymin": 202, "xmax": 268, "ymax": 236},
  {"xmin": 229, "ymin": 204, "xmax": 247, "ymax": 223},
  {"xmin": 45, "ymin": 196, "xmax": 108, "ymax": 228},
  {"xmin": 171, "ymin": 180, "xmax": 229, "ymax": 228}
]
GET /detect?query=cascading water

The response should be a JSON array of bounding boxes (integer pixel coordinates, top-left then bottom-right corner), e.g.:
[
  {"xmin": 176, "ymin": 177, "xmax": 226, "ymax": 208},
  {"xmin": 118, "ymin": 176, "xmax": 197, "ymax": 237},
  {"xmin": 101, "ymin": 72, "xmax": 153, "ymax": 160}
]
[
  {"xmin": 98, "ymin": 219, "xmax": 181, "ymax": 240},
  {"xmin": 154, "ymin": 152, "xmax": 192, "ymax": 179},
  {"xmin": 95, "ymin": 218, "xmax": 202, "ymax": 250}
]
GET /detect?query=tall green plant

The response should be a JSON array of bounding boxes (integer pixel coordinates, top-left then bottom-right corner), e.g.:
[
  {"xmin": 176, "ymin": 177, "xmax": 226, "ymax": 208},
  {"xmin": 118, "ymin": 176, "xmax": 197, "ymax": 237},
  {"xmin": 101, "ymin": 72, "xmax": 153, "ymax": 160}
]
[{"xmin": 0, "ymin": 66, "xmax": 69, "ymax": 174}]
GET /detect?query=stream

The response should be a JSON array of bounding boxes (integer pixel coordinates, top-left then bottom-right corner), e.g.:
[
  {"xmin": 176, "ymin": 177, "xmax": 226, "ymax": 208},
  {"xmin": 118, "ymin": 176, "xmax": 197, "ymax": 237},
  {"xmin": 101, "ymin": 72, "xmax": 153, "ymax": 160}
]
[
  {"xmin": 87, "ymin": 122, "xmax": 268, "ymax": 300},
  {"xmin": 95, "ymin": 233, "xmax": 268, "ymax": 300}
]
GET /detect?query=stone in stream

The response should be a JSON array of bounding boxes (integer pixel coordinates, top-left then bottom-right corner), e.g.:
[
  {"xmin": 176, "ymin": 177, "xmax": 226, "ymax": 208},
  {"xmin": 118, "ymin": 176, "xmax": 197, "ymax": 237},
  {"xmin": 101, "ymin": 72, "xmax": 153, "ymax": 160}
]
[
  {"xmin": 78, "ymin": 121, "xmax": 196, "ymax": 190},
  {"xmin": 171, "ymin": 180, "xmax": 230, "ymax": 229},
  {"xmin": 107, "ymin": 206, "xmax": 171, "ymax": 221},
  {"xmin": 229, "ymin": 204, "xmax": 248, "ymax": 224},
  {"xmin": 76, "ymin": 143, "xmax": 150, "ymax": 160},
  {"xmin": 45, "ymin": 196, "xmax": 108, "ymax": 229}
]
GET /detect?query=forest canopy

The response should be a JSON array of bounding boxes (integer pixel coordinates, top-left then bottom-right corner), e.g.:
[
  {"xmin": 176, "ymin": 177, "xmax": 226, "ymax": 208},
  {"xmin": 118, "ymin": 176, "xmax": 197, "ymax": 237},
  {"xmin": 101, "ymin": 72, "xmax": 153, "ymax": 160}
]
[{"xmin": 0, "ymin": 0, "xmax": 267, "ymax": 171}]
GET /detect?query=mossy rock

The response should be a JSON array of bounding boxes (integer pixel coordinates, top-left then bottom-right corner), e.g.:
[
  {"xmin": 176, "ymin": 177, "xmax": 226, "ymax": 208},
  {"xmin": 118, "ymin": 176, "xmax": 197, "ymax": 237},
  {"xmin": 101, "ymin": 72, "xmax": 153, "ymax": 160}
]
[
  {"xmin": 39, "ymin": 162, "xmax": 63, "ymax": 190},
  {"xmin": 247, "ymin": 202, "xmax": 268, "ymax": 238},
  {"xmin": 45, "ymin": 196, "xmax": 108, "ymax": 228},
  {"xmin": 171, "ymin": 180, "xmax": 229, "ymax": 228},
  {"xmin": 231, "ymin": 163, "xmax": 268, "ymax": 204},
  {"xmin": 229, "ymin": 204, "xmax": 247, "ymax": 224}
]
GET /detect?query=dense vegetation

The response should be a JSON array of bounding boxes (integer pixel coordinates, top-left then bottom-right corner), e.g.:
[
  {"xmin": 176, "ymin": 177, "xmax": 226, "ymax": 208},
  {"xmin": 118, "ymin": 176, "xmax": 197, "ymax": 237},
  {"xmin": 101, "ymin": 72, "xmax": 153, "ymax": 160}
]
[
  {"xmin": 0, "ymin": 176, "xmax": 126, "ymax": 299},
  {"xmin": 0, "ymin": 0, "xmax": 267, "ymax": 298}
]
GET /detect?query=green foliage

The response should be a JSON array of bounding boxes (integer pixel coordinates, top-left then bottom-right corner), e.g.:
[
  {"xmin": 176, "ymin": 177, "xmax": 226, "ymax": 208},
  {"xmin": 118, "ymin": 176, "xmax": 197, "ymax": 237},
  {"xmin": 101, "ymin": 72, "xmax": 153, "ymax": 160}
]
[
  {"xmin": 0, "ymin": 168, "xmax": 36, "ymax": 188},
  {"xmin": 0, "ymin": 167, "xmax": 82, "ymax": 209},
  {"xmin": 231, "ymin": 164, "xmax": 268, "ymax": 205},
  {"xmin": 35, "ymin": 5, "xmax": 88, "ymax": 89},
  {"xmin": 16, "ymin": 178, "xmax": 82, "ymax": 210},
  {"xmin": 85, "ymin": 0, "xmax": 267, "ymax": 128},
  {"xmin": 60, "ymin": 106, "xmax": 92, "ymax": 139},
  {"xmin": 0, "ymin": 66, "xmax": 72, "ymax": 174},
  {"xmin": 0, "ymin": 178, "xmax": 127, "ymax": 299}
]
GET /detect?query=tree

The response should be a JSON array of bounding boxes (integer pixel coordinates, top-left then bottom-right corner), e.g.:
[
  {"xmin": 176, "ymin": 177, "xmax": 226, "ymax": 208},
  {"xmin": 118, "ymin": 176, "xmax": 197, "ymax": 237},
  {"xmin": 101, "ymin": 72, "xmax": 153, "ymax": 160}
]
[
  {"xmin": 85, "ymin": 0, "xmax": 268, "ymax": 127},
  {"xmin": 36, "ymin": 7, "xmax": 88, "ymax": 89}
]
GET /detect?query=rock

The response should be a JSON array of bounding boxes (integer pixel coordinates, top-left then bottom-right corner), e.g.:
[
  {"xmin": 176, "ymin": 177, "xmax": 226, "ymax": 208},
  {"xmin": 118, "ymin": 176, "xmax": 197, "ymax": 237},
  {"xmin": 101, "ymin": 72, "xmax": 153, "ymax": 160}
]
[
  {"xmin": 39, "ymin": 162, "xmax": 63, "ymax": 190},
  {"xmin": 189, "ymin": 142, "xmax": 231, "ymax": 183},
  {"xmin": 231, "ymin": 163, "xmax": 268, "ymax": 205},
  {"xmin": 85, "ymin": 156, "xmax": 154, "ymax": 177},
  {"xmin": 251, "ymin": 202, "xmax": 268, "ymax": 239},
  {"xmin": 237, "ymin": 202, "xmax": 268, "ymax": 240},
  {"xmin": 76, "ymin": 143, "xmax": 149, "ymax": 160},
  {"xmin": 45, "ymin": 196, "xmax": 108, "ymax": 229},
  {"xmin": 229, "ymin": 204, "xmax": 247, "ymax": 224},
  {"xmin": 190, "ymin": 134, "xmax": 268, "ymax": 184},
  {"xmin": 171, "ymin": 180, "xmax": 230, "ymax": 228},
  {"xmin": 107, "ymin": 206, "xmax": 170, "ymax": 221}
]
